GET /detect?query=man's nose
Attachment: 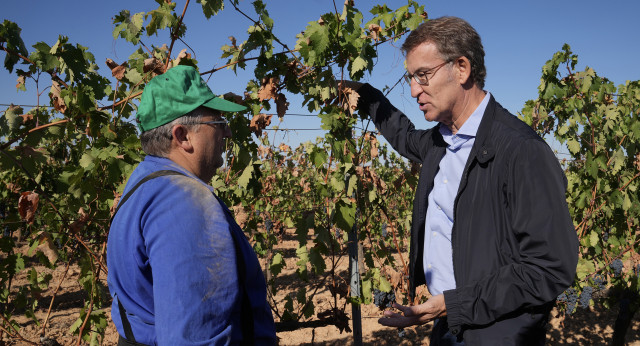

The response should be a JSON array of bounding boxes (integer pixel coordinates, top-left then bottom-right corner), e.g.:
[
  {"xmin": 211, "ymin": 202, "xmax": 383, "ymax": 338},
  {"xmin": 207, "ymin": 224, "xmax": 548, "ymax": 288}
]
[{"xmin": 410, "ymin": 79, "xmax": 424, "ymax": 98}]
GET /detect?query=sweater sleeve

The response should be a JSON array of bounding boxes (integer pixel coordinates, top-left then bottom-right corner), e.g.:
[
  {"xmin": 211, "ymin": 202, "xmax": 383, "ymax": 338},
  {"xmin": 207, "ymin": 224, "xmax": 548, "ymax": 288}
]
[
  {"xmin": 144, "ymin": 176, "xmax": 241, "ymax": 345},
  {"xmin": 444, "ymin": 138, "xmax": 578, "ymax": 331},
  {"xmin": 357, "ymin": 83, "xmax": 432, "ymax": 163}
]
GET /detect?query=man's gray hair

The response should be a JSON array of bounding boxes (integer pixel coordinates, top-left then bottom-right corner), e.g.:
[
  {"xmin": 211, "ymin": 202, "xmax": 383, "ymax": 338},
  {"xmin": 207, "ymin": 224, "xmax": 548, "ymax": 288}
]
[
  {"xmin": 140, "ymin": 107, "xmax": 210, "ymax": 157},
  {"xmin": 402, "ymin": 16, "xmax": 486, "ymax": 89}
]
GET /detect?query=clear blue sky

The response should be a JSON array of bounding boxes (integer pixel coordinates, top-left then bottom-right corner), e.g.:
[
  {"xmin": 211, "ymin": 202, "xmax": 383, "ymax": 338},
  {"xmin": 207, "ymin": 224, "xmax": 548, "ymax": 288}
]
[{"xmin": 2, "ymin": 0, "xmax": 639, "ymax": 149}]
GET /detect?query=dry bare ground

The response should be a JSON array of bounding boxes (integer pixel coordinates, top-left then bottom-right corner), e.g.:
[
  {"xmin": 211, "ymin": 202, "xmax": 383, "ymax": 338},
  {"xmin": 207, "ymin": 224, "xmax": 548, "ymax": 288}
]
[{"xmin": 4, "ymin": 229, "xmax": 639, "ymax": 345}]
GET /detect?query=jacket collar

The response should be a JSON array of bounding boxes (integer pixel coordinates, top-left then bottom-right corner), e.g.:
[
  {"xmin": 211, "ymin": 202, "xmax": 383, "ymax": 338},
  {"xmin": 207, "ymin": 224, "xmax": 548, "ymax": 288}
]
[{"xmin": 471, "ymin": 94, "xmax": 498, "ymax": 164}]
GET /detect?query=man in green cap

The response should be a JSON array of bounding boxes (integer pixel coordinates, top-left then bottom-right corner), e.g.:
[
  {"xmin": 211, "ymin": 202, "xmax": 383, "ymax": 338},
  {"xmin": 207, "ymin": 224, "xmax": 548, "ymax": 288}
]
[{"xmin": 107, "ymin": 65, "xmax": 277, "ymax": 345}]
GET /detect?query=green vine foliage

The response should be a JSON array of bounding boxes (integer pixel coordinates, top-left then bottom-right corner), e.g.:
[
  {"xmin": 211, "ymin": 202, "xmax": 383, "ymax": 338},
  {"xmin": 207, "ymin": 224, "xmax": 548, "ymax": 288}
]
[
  {"xmin": 3, "ymin": 0, "xmax": 638, "ymax": 343},
  {"xmin": 520, "ymin": 44, "xmax": 640, "ymax": 315},
  {"xmin": 0, "ymin": 1, "xmax": 425, "ymax": 343}
]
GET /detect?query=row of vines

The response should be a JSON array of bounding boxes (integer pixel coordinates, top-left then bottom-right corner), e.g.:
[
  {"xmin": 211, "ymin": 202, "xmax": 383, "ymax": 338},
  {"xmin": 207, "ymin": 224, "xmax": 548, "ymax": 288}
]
[{"xmin": 1, "ymin": 0, "xmax": 639, "ymax": 344}]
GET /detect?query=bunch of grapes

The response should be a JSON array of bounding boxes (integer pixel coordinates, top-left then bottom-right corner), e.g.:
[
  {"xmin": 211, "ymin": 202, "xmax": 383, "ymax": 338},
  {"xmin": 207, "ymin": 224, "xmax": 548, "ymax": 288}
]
[
  {"xmin": 556, "ymin": 292, "xmax": 567, "ymax": 303},
  {"xmin": 610, "ymin": 259, "xmax": 623, "ymax": 277},
  {"xmin": 579, "ymin": 286, "xmax": 593, "ymax": 308},
  {"xmin": 562, "ymin": 288, "xmax": 578, "ymax": 315},
  {"xmin": 593, "ymin": 274, "xmax": 606, "ymax": 290},
  {"xmin": 373, "ymin": 289, "xmax": 396, "ymax": 310},
  {"xmin": 381, "ymin": 223, "xmax": 388, "ymax": 238},
  {"xmin": 265, "ymin": 217, "xmax": 273, "ymax": 232}
]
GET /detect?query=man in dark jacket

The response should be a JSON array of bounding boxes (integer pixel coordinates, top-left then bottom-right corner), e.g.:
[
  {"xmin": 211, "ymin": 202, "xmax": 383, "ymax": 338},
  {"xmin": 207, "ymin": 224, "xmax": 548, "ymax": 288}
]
[{"xmin": 350, "ymin": 17, "xmax": 578, "ymax": 344}]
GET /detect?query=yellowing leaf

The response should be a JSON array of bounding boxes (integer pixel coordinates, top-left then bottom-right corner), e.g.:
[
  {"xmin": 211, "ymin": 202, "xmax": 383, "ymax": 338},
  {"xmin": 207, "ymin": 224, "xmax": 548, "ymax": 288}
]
[
  {"xmin": 567, "ymin": 139, "xmax": 580, "ymax": 154},
  {"xmin": 622, "ymin": 192, "xmax": 631, "ymax": 211},
  {"xmin": 350, "ymin": 56, "xmax": 368, "ymax": 78},
  {"xmin": 589, "ymin": 231, "xmax": 599, "ymax": 247},
  {"xmin": 270, "ymin": 252, "xmax": 285, "ymax": 276}
]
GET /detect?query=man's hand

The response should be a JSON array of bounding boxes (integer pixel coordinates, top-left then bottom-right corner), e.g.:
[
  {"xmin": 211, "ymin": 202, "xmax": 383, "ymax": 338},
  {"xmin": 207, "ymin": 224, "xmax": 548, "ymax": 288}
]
[{"xmin": 377, "ymin": 294, "xmax": 447, "ymax": 328}]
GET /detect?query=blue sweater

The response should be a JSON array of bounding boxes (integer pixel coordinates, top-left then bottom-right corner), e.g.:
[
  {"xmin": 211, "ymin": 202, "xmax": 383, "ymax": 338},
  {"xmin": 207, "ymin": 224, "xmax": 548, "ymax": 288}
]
[{"xmin": 107, "ymin": 156, "xmax": 276, "ymax": 345}]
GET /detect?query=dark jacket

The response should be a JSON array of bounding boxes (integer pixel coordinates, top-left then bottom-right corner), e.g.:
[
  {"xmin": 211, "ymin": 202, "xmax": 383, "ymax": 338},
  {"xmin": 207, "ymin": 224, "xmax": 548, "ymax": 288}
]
[{"xmin": 358, "ymin": 84, "xmax": 578, "ymax": 344}]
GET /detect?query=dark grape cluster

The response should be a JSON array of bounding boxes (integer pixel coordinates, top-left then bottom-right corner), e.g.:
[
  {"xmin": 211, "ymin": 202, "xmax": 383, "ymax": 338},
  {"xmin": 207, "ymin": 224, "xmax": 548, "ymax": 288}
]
[
  {"xmin": 579, "ymin": 286, "xmax": 593, "ymax": 308},
  {"xmin": 561, "ymin": 288, "xmax": 578, "ymax": 315},
  {"xmin": 593, "ymin": 274, "xmax": 606, "ymax": 290},
  {"xmin": 602, "ymin": 228, "xmax": 610, "ymax": 242},
  {"xmin": 265, "ymin": 217, "xmax": 273, "ymax": 232},
  {"xmin": 373, "ymin": 289, "xmax": 396, "ymax": 310},
  {"xmin": 610, "ymin": 259, "xmax": 623, "ymax": 277},
  {"xmin": 381, "ymin": 223, "xmax": 388, "ymax": 238}
]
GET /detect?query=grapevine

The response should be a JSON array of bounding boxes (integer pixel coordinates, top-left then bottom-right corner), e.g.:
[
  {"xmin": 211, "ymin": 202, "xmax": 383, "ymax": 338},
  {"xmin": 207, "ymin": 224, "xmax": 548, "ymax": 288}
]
[{"xmin": 1, "ymin": 2, "xmax": 639, "ymax": 344}]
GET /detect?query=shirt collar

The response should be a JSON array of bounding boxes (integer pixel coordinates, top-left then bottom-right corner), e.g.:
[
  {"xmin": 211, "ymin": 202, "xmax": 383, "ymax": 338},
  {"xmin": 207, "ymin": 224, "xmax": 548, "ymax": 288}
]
[{"xmin": 439, "ymin": 91, "xmax": 491, "ymax": 140}]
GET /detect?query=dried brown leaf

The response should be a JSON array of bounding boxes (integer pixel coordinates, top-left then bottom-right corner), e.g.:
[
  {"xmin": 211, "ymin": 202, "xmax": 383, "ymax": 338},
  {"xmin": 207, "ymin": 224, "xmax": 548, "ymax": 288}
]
[
  {"xmin": 18, "ymin": 191, "xmax": 39, "ymax": 224},
  {"xmin": 6, "ymin": 182, "xmax": 20, "ymax": 193},
  {"xmin": 110, "ymin": 192, "xmax": 122, "ymax": 217},
  {"xmin": 69, "ymin": 215, "xmax": 87, "ymax": 233},
  {"xmin": 169, "ymin": 49, "xmax": 191, "ymax": 68},
  {"xmin": 257, "ymin": 145, "xmax": 272, "ymax": 159},
  {"xmin": 16, "ymin": 75, "xmax": 25, "ymax": 89},
  {"xmin": 143, "ymin": 57, "xmax": 166, "ymax": 76},
  {"xmin": 275, "ymin": 93, "xmax": 289, "ymax": 119},
  {"xmin": 250, "ymin": 113, "xmax": 272, "ymax": 136},
  {"xmin": 37, "ymin": 231, "xmax": 59, "ymax": 264},
  {"xmin": 106, "ymin": 58, "xmax": 127, "ymax": 81},
  {"xmin": 258, "ymin": 77, "xmax": 279, "ymax": 101},
  {"xmin": 232, "ymin": 204, "xmax": 249, "ymax": 229},
  {"xmin": 105, "ymin": 58, "xmax": 119, "ymax": 70},
  {"xmin": 228, "ymin": 36, "xmax": 237, "ymax": 49},
  {"xmin": 279, "ymin": 143, "xmax": 290, "ymax": 152},
  {"xmin": 368, "ymin": 24, "xmax": 381, "ymax": 41},
  {"xmin": 388, "ymin": 269, "xmax": 402, "ymax": 288},
  {"xmin": 19, "ymin": 112, "xmax": 33, "ymax": 123},
  {"xmin": 370, "ymin": 134, "xmax": 379, "ymax": 159},
  {"xmin": 50, "ymin": 81, "xmax": 67, "ymax": 113},
  {"xmin": 223, "ymin": 92, "xmax": 244, "ymax": 105},
  {"xmin": 341, "ymin": 86, "xmax": 360, "ymax": 116}
]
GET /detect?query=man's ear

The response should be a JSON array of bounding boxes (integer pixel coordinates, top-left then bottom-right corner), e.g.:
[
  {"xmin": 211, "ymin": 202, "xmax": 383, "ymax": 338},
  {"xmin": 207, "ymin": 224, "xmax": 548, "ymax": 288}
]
[
  {"xmin": 453, "ymin": 56, "xmax": 473, "ymax": 86},
  {"xmin": 171, "ymin": 124, "xmax": 194, "ymax": 152}
]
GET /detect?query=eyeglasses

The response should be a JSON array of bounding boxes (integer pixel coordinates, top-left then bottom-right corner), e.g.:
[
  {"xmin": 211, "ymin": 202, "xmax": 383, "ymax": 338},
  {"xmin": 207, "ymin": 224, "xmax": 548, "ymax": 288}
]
[
  {"xmin": 197, "ymin": 119, "xmax": 229, "ymax": 128},
  {"xmin": 404, "ymin": 60, "xmax": 451, "ymax": 86}
]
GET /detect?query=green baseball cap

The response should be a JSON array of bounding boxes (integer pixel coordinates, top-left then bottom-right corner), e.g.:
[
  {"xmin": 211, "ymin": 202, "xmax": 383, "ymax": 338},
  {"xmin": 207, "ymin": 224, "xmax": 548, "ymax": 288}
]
[{"xmin": 136, "ymin": 65, "xmax": 246, "ymax": 132}]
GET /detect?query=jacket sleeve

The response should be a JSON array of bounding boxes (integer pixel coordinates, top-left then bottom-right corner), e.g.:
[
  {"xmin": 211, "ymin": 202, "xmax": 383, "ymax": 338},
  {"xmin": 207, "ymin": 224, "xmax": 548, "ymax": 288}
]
[
  {"xmin": 145, "ymin": 177, "xmax": 241, "ymax": 344},
  {"xmin": 357, "ymin": 83, "xmax": 431, "ymax": 163},
  {"xmin": 444, "ymin": 138, "xmax": 579, "ymax": 330}
]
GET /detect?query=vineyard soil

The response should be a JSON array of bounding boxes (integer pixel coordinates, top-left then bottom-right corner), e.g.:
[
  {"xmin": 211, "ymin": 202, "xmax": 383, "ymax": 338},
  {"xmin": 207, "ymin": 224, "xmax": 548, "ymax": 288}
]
[{"xmin": 4, "ymin": 229, "xmax": 640, "ymax": 345}]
